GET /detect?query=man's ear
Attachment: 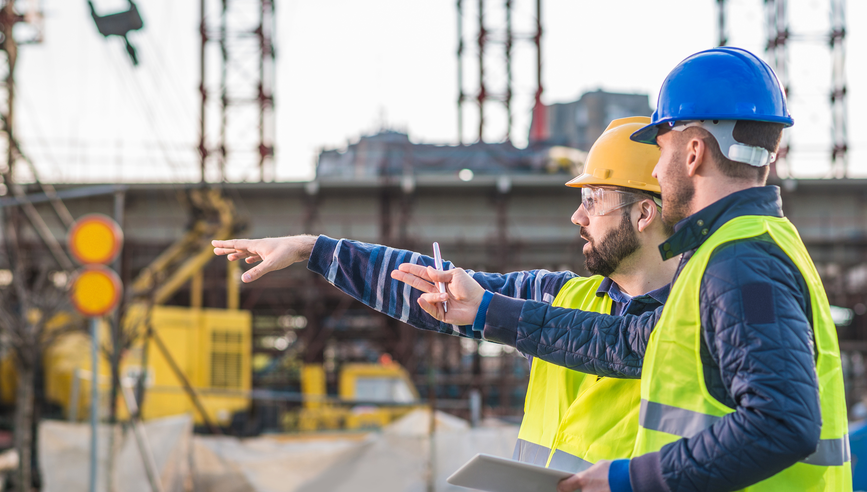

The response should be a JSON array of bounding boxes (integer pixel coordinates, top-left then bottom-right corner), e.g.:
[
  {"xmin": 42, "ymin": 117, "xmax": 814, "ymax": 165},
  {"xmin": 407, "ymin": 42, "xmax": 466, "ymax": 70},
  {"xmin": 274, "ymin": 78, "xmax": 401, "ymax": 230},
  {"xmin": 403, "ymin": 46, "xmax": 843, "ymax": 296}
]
[
  {"xmin": 685, "ymin": 137, "xmax": 706, "ymax": 178},
  {"xmin": 635, "ymin": 200, "xmax": 656, "ymax": 233}
]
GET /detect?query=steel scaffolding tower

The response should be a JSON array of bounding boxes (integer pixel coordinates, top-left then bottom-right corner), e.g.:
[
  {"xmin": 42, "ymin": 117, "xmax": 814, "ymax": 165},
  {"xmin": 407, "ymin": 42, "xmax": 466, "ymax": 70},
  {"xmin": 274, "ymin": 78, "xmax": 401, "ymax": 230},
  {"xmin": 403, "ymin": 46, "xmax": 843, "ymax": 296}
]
[
  {"xmin": 199, "ymin": 0, "xmax": 275, "ymax": 183},
  {"xmin": 716, "ymin": 0, "xmax": 728, "ymax": 47},
  {"xmin": 717, "ymin": 1, "xmax": 848, "ymax": 179},
  {"xmin": 457, "ymin": 0, "xmax": 542, "ymax": 144},
  {"xmin": 830, "ymin": 0, "xmax": 847, "ymax": 177},
  {"xmin": 763, "ymin": 0, "xmax": 849, "ymax": 178},
  {"xmin": 764, "ymin": 0, "xmax": 791, "ymax": 177}
]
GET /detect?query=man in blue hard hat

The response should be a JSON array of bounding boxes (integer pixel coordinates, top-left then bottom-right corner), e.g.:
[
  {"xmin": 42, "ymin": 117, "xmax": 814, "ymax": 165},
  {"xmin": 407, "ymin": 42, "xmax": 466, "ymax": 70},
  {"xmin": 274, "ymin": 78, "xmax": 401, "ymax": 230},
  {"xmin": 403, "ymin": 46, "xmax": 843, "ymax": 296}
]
[{"xmin": 396, "ymin": 47, "xmax": 851, "ymax": 491}]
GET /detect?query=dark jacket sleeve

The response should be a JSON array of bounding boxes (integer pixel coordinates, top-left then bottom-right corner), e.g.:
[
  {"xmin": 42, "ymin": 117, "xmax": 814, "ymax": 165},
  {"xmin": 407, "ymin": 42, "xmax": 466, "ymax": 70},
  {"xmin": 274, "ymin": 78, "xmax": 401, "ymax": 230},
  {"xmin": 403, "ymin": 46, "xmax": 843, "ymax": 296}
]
[
  {"xmin": 307, "ymin": 235, "xmax": 577, "ymax": 339},
  {"xmin": 480, "ymin": 293, "xmax": 662, "ymax": 378},
  {"xmin": 632, "ymin": 240, "xmax": 822, "ymax": 492}
]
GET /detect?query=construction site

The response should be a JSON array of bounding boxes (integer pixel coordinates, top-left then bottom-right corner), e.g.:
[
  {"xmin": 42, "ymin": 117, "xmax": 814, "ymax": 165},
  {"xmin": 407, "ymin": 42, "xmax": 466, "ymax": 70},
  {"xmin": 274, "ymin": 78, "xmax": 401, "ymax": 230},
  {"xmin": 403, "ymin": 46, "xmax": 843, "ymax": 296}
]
[{"xmin": 0, "ymin": 0, "xmax": 865, "ymax": 491}]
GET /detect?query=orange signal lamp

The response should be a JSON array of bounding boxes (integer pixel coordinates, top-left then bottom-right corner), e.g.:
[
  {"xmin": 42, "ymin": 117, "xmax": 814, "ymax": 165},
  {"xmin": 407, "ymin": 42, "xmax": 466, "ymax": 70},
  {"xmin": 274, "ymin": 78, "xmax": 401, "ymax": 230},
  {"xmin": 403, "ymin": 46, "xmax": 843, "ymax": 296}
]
[
  {"xmin": 68, "ymin": 214, "xmax": 123, "ymax": 265},
  {"xmin": 70, "ymin": 266, "xmax": 123, "ymax": 317}
]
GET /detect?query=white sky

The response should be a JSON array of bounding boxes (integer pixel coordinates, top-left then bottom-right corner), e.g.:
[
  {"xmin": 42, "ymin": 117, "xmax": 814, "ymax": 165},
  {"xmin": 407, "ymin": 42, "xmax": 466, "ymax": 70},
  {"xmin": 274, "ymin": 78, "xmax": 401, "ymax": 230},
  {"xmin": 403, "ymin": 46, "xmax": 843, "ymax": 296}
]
[{"xmin": 11, "ymin": 0, "xmax": 867, "ymax": 183}]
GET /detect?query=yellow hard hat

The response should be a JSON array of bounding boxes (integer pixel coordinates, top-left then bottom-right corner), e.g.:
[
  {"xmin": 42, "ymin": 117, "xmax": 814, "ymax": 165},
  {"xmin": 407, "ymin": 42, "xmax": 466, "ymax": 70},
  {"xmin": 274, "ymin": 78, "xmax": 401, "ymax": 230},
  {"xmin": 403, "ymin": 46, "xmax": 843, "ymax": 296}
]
[{"xmin": 566, "ymin": 116, "xmax": 661, "ymax": 194}]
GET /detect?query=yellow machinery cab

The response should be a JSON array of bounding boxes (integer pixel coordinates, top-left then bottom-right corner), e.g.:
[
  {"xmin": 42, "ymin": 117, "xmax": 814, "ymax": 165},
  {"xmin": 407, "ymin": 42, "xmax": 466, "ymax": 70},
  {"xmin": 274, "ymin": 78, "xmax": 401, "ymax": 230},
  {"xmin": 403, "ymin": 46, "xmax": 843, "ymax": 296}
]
[{"xmin": 297, "ymin": 361, "xmax": 420, "ymax": 432}]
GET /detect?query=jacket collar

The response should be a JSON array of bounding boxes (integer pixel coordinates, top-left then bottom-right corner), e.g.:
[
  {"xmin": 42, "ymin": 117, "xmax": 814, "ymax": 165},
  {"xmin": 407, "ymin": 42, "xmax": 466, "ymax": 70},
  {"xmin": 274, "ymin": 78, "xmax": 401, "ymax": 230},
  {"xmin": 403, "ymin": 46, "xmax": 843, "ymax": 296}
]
[
  {"xmin": 658, "ymin": 185, "xmax": 784, "ymax": 260},
  {"xmin": 597, "ymin": 276, "xmax": 671, "ymax": 305}
]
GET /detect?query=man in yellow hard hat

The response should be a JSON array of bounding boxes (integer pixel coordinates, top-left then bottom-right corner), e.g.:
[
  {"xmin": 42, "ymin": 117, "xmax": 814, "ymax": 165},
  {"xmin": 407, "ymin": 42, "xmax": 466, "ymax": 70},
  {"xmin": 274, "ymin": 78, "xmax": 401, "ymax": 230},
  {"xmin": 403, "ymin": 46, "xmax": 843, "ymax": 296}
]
[{"xmin": 213, "ymin": 116, "xmax": 678, "ymax": 472}]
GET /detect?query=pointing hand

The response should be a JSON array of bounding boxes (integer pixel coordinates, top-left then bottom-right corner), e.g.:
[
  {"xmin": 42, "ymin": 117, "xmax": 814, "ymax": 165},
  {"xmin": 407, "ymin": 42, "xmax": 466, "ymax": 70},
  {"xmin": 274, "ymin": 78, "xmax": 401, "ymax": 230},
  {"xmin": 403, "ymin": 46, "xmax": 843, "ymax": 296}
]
[{"xmin": 212, "ymin": 235, "xmax": 317, "ymax": 283}]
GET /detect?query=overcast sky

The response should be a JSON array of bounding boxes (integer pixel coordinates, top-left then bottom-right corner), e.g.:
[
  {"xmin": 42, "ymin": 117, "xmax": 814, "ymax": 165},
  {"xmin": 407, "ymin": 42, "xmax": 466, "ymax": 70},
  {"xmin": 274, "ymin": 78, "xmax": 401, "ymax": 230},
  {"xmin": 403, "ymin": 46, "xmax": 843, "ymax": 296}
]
[{"xmin": 11, "ymin": 0, "xmax": 867, "ymax": 183}]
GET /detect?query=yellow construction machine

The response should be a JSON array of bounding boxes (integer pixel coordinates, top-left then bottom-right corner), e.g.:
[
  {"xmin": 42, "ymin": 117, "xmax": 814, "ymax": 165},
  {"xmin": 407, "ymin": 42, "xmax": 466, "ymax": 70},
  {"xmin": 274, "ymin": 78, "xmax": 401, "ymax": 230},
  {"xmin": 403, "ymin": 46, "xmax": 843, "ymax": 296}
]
[
  {"xmin": 291, "ymin": 361, "xmax": 421, "ymax": 432},
  {"xmin": 1, "ymin": 188, "xmax": 252, "ymax": 429}
]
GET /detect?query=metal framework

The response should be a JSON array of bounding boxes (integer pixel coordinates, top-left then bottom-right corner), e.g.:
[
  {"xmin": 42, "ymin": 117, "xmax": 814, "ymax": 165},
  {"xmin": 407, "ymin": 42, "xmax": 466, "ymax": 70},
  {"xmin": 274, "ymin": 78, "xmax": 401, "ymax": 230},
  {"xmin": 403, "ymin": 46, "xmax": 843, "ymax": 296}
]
[
  {"xmin": 764, "ymin": 0, "xmax": 791, "ymax": 177},
  {"xmin": 830, "ymin": 0, "xmax": 847, "ymax": 177},
  {"xmin": 0, "ymin": 1, "xmax": 75, "ymax": 272},
  {"xmin": 457, "ymin": 0, "xmax": 542, "ymax": 144},
  {"xmin": 716, "ymin": 1, "xmax": 848, "ymax": 179},
  {"xmin": 199, "ymin": 0, "xmax": 275, "ymax": 183},
  {"xmin": 716, "ymin": 0, "xmax": 728, "ymax": 47}
]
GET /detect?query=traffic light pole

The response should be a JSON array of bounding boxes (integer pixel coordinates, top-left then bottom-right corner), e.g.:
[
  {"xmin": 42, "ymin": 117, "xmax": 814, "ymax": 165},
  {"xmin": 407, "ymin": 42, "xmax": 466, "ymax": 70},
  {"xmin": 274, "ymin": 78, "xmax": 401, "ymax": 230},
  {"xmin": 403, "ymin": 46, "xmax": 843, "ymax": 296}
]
[{"xmin": 89, "ymin": 317, "xmax": 99, "ymax": 492}]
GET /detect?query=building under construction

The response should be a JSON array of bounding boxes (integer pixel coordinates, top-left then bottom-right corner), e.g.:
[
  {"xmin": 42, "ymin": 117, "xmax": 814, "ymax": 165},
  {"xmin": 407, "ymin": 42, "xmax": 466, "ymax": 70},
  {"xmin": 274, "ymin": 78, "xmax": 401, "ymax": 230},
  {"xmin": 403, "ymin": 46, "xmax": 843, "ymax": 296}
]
[
  {"xmin": 6, "ymin": 117, "xmax": 867, "ymax": 427},
  {"xmin": 1, "ymin": 0, "xmax": 867, "ymax": 489}
]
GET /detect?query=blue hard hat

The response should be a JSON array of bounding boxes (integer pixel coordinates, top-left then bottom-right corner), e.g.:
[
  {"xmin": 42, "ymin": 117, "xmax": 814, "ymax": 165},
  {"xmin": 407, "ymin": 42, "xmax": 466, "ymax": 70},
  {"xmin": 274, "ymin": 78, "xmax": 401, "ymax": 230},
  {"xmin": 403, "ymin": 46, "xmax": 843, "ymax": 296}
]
[{"xmin": 631, "ymin": 47, "xmax": 794, "ymax": 145}]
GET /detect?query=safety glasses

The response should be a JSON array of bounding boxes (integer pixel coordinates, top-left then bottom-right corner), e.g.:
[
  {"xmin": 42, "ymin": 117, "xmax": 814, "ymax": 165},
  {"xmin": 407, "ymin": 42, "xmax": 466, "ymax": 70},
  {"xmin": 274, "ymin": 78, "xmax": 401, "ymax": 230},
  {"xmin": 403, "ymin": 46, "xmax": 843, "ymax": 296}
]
[{"xmin": 581, "ymin": 186, "xmax": 648, "ymax": 216}]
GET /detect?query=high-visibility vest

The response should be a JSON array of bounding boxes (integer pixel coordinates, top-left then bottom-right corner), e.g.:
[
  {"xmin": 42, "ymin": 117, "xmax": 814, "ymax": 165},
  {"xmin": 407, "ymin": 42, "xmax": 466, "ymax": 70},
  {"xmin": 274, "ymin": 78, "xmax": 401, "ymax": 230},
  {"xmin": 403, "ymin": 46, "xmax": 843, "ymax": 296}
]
[
  {"xmin": 513, "ymin": 276, "xmax": 642, "ymax": 472},
  {"xmin": 634, "ymin": 215, "xmax": 852, "ymax": 491}
]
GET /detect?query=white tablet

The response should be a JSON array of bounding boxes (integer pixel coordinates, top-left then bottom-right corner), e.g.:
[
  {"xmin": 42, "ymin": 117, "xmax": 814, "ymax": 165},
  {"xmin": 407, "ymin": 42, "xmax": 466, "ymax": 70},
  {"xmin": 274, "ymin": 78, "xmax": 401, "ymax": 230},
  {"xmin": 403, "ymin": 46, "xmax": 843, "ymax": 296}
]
[{"xmin": 446, "ymin": 453, "xmax": 576, "ymax": 492}]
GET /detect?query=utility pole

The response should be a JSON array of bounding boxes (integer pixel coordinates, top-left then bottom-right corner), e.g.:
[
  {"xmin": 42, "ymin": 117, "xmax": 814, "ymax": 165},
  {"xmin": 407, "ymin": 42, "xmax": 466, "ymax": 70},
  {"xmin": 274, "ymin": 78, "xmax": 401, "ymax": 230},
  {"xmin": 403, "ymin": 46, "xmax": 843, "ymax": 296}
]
[
  {"xmin": 198, "ymin": 0, "xmax": 207, "ymax": 183},
  {"xmin": 1, "ymin": 1, "xmax": 19, "ymax": 184}
]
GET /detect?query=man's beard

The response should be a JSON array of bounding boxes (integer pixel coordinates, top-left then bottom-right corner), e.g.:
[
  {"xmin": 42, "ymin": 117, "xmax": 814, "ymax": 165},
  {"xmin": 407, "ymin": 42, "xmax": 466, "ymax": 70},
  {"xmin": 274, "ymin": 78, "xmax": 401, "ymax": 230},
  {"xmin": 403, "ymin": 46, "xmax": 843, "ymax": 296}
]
[
  {"xmin": 582, "ymin": 212, "xmax": 640, "ymax": 277},
  {"xmin": 660, "ymin": 150, "xmax": 695, "ymax": 227}
]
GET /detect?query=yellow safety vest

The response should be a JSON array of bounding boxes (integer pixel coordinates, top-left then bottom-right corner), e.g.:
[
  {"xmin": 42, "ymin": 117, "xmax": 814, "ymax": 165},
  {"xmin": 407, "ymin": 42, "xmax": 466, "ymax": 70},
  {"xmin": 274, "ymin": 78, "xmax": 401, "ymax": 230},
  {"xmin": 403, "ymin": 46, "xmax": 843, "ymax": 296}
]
[
  {"xmin": 634, "ymin": 215, "xmax": 852, "ymax": 491},
  {"xmin": 514, "ymin": 276, "xmax": 642, "ymax": 472}
]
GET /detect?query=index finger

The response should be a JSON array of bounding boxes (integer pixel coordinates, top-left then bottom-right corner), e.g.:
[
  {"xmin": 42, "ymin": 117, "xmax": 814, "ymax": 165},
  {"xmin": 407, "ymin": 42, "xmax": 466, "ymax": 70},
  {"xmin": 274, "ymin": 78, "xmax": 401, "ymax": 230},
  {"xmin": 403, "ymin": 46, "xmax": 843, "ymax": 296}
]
[
  {"xmin": 397, "ymin": 263, "xmax": 436, "ymax": 282},
  {"xmin": 212, "ymin": 239, "xmax": 249, "ymax": 250},
  {"xmin": 391, "ymin": 269, "xmax": 439, "ymax": 294}
]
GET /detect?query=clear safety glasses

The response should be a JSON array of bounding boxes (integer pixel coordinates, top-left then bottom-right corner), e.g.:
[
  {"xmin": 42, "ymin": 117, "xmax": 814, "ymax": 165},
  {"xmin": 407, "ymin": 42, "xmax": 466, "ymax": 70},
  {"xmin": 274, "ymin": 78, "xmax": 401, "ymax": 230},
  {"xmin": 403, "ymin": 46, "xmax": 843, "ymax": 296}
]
[{"xmin": 581, "ymin": 186, "xmax": 649, "ymax": 217}]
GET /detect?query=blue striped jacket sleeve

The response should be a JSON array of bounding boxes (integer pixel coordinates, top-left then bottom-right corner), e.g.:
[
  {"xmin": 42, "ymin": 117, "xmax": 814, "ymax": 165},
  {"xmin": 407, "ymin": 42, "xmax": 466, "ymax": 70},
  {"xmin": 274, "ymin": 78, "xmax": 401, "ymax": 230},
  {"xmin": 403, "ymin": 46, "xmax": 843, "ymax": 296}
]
[{"xmin": 307, "ymin": 235, "xmax": 577, "ymax": 339}]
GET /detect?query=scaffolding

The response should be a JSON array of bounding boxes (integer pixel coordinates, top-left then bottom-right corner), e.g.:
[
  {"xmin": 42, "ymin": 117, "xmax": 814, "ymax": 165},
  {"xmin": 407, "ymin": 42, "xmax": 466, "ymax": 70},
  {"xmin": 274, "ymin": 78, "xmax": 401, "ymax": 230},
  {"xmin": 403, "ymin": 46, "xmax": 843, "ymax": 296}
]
[
  {"xmin": 715, "ymin": 0, "xmax": 848, "ymax": 179},
  {"xmin": 199, "ymin": 0, "xmax": 275, "ymax": 183},
  {"xmin": 457, "ymin": 0, "xmax": 542, "ymax": 144}
]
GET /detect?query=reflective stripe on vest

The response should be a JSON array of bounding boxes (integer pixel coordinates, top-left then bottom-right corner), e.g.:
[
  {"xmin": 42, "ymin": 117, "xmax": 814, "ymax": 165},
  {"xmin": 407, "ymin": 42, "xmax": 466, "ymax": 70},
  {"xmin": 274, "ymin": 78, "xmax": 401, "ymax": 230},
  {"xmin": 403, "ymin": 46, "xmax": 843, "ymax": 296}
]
[
  {"xmin": 514, "ymin": 276, "xmax": 643, "ymax": 472},
  {"xmin": 639, "ymin": 399, "xmax": 851, "ymax": 467},
  {"xmin": 547, "ymin": 450, "xmax": 594, "ymax": 473},
  {"xmin": 511, "ymin": 439, "xmax": 595, "ymax": 472},
  {"xmin": 634, "ymin": 215, "xmax": 852, "ymax": 491},
  {"xmin": 512, "ymin": 439, "xmax": 552, "ymax": 467}
]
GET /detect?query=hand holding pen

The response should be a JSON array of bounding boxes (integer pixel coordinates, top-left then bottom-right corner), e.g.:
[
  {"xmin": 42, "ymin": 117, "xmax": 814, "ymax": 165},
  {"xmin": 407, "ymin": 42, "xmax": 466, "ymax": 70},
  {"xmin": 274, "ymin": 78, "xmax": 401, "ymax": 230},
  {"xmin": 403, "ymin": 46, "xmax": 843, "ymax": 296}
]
[
  {"xmin": 433, "ymin": 242, "xmax": 448, "ymax": 313},
  {"xmin": 389, "ymin": 257, "xmax": 486, "ymax": 327}
]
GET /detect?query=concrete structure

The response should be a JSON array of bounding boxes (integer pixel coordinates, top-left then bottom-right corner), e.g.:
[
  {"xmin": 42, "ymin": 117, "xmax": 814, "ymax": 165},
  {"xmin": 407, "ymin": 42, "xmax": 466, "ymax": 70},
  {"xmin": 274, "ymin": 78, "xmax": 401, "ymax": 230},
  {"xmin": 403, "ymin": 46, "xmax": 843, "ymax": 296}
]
[
  {"xmin": 6, "ymin": 174, "xmax": 867, "ymax": 421},
  {"xmin": 316, "ymin": 130, "xmax": 575, "ymax": 180},
  {"xmin": 529, "ymin": 90, "xmax": 653, "ymax": 151}
]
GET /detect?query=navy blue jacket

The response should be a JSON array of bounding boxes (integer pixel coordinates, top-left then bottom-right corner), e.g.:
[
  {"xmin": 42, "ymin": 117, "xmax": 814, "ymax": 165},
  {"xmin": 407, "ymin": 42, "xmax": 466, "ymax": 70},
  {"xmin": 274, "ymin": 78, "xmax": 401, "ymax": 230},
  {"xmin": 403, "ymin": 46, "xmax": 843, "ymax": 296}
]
[
  {"xmin": 481, "ymin": 186, "xmax": 823, "ymax": 492},
  {"xmin": 306, "ymin": 236, "xmax": 667, "ymax": 342}
]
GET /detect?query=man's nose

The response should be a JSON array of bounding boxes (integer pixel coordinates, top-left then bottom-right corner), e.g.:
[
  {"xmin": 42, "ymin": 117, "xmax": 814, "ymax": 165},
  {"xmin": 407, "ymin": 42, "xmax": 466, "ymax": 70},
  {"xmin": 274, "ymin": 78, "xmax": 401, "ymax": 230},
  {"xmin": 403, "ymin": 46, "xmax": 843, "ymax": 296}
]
[
  {"xmin": 572, "ymin": 205, "xmax": 589, "ymax": 227},
  {"xmin": 652, "ymin": 154, "xmax": 666, "ymax": 180}
]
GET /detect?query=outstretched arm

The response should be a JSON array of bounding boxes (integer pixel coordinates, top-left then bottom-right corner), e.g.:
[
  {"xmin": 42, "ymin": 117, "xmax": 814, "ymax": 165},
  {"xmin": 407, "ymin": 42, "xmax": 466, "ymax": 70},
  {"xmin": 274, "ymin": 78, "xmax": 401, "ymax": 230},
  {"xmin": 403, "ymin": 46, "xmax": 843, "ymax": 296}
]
[
  {"xmin": 215, "ymin": 235, "xmax": 578, "ymax": 338},
  {"xmin": 394, "ymin": 263, "xmax": 658, "ymax": 378}
]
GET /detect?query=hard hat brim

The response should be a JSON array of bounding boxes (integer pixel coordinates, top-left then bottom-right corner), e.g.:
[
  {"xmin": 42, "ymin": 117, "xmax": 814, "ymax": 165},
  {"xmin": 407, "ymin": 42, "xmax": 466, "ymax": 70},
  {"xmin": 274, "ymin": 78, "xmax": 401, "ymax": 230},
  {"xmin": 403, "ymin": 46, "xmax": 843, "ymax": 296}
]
[
  {"xmin": 630, "ymin": 122, "xmax": 660, "ymax": 145},
  {"xmin": 565, "ymin": 173, "xmax": 661, "ymax": 194},
  {"xmin": 630, "ymin": 114, "xmax": 795, "ymax": 146}
]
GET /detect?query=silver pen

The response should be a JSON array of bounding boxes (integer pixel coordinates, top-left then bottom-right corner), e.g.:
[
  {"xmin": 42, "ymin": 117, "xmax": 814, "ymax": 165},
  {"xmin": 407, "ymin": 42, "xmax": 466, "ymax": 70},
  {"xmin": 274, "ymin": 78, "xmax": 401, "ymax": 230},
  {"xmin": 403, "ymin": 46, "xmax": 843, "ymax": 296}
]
[{"xmin": 432, "ymin": 242, "xmax": 448, "ymax": 313}]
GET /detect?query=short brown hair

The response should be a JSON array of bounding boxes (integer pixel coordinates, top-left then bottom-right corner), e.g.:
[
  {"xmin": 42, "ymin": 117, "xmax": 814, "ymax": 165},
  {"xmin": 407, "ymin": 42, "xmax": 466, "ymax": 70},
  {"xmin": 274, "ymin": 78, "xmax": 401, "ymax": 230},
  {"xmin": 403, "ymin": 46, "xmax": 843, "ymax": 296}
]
[
  {"xmin": 611, "ymin": 186, "xmax": 674, "ymax": 238},
  {"xmin": 683, "ymin": 121, "xmax": 784, "ymax": 183}
]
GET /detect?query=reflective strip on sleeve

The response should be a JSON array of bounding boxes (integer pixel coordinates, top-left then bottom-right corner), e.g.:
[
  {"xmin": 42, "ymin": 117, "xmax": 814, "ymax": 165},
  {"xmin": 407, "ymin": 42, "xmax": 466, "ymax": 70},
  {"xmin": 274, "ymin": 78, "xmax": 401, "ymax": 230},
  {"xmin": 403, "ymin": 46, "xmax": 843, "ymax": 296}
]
[
  {"xmin": 639, "ymin": 399, "xmax": 721, "ymax": 438},
  {"xmin": 547, "ymin": 449, "xmax": 594, "ymax": 473},
  {"xmin": 512, "ymin": 439, "xmax": 551, "ymax": 467},
  {"xmin": 801, "ymin": 436, "xmax": 851, "ymax": 467},
  {"xmin": 400, "ymin": 252, "xmax": 421, "ymax": 323},
  {"xmin": 325, "ymin": 239, "xmax": 344, "ymax": 284},
  {"xmin": 640, "ymin": 399, "xmax": 851, "ymax": 467},
  {"xmin": 374, "ymin": 247, "xmax": 394, "ymax": 312}
]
